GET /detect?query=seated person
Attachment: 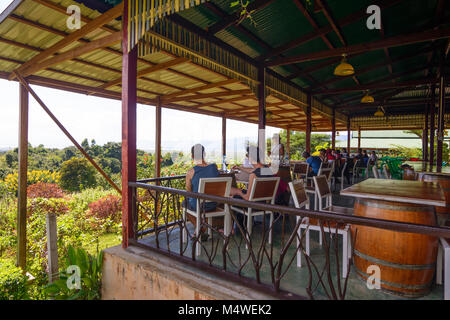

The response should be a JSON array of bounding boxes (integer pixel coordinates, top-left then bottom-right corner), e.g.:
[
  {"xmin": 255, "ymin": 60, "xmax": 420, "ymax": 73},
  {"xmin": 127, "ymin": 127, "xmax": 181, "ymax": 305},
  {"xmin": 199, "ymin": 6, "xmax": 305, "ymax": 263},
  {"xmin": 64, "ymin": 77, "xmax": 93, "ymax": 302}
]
[
  {"xmin": 369, "ymin": 151, "xmax": 378, "ymax": 165},
  {"xmin": 319, "ymin": 148, "xmax": 328, "ymax": 164},
  {"xmin": 186, "ymin": 144, "xmax": 219, "ymax": 212},
  {"xmin": 231, "ymin": 146, "xmax": 288, "ymax": 232},
  {"xmin": 303, "ymin": 151, "xmax": 322, "ymax": 176}
]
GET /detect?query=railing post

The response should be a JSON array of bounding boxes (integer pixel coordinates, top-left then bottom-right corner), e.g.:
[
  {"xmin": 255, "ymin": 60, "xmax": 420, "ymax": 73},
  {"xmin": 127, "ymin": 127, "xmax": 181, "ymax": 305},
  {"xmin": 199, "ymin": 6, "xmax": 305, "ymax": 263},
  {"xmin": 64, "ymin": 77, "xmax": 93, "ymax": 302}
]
[{"xmin": 121, "ymin": 0, "xmax": 137, "ymax": 248}]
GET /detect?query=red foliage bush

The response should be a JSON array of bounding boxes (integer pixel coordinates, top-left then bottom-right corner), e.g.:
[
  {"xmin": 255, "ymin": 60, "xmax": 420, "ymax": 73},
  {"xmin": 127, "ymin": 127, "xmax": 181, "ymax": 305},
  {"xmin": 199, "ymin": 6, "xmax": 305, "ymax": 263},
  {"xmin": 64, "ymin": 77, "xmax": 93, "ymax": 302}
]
[
  {"xmin": 87, "ymin": 195, "xmax": 121, "ymax": 223},
  {"xmin": 27, "ymin": 182, "xmax": 65, "ymax": 199}
]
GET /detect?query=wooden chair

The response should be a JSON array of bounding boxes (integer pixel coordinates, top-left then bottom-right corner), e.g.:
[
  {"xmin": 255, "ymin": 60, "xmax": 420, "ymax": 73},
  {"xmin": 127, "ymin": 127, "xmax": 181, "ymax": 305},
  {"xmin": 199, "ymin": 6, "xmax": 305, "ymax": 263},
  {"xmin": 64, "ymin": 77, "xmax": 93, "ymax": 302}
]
[
  {"xmin": 436, "ymin": 237, "xmax": 450, "ymax": 300},
  {"xmin": 321, "ymin": 167, "xmax": 333, "ymax": 189},
  {"xmin": 292, "ymin": 175, "xmax": 352, "ymax": 278},
  {"xmin": 288, "ymin": 179, "xmax": 310, "ymax": 268},
  {"xmin": 292, "ymin": 162, "xmax": 309, "ymax": 180},
  {"xmin": 230, "ymin": 176, "xmax": 280, "ymax": 244},
  {"xmin": 182, "ymin": 177, "xmax": 232, "ymax": 256}
]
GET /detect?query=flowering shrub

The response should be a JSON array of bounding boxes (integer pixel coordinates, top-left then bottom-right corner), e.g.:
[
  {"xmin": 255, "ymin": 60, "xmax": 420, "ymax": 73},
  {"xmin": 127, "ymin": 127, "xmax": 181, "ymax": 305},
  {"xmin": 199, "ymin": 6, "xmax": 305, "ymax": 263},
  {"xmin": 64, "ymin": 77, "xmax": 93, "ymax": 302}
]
[
  {"xmin": 3, "ymin": 170, "xmax": 60, "ymax": 194},
  {"xmin": 27, "ymin": 183, "xmax": 64, "ymax": 199},
  {"xmin": 86, "ymin": 195, "xmax": 121, "ymax": 233},
  {"xmin": 27, "ymin": 198, "xmax": 69, "ymax": 217}
]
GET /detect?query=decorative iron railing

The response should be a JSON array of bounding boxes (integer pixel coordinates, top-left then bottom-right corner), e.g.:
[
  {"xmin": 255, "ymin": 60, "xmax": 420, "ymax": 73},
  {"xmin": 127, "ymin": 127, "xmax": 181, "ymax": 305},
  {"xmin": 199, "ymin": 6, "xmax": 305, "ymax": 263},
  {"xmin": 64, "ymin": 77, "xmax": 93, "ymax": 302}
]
[{"xmin": 128, "ymin": 176, "xmax": 450, "ymax": 300}]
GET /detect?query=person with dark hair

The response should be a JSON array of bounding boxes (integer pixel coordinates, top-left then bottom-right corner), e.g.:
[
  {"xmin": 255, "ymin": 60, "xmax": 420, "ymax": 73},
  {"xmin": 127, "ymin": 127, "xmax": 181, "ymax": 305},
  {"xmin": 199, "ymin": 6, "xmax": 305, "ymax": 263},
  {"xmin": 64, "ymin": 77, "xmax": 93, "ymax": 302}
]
[
  {"xmin": 303, "ymin": 151, "xmax": 322, "ymax": 176},
  {"xmin": 185, "ymin": 144, "xmax": 220, "ymax": 211},
  {"xmin": 341, "ymin": 148, "xmax": 349, "ymax": 158},
  {"xmin": 231, "ymin": 146, "xmax": 288, "ymax": 233}
]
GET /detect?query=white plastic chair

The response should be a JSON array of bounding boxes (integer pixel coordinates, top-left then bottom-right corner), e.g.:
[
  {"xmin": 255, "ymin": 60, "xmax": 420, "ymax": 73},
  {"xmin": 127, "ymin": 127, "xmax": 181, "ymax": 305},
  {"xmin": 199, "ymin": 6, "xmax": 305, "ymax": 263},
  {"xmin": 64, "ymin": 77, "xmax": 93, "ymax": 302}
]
[{"xmin": 182, "ymin": 177, "xmax": 232, "ymax": 256}]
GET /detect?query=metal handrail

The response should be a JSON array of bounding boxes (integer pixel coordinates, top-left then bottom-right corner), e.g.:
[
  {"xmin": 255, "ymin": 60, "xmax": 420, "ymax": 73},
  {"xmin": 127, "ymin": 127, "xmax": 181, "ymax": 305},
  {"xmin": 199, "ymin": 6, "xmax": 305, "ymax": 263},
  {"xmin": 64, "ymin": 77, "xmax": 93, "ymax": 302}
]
[{"xmin": 129, "ymin": 181, "xmax": 450, "ymax": 238}]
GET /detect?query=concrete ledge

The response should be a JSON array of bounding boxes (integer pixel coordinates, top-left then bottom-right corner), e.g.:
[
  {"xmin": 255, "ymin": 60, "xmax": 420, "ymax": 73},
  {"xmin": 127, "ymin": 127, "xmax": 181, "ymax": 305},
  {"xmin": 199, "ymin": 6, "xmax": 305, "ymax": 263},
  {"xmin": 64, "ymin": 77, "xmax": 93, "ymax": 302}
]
[{"xmin": 102, "ymin": 245, "xmax": 278, "ymax": 300}]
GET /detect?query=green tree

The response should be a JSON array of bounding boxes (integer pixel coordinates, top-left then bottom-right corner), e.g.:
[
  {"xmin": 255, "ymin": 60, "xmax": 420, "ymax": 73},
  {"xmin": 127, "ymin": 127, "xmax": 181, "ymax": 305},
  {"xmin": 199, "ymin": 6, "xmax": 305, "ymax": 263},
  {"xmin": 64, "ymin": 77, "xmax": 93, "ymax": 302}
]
[
  {"xmin": 81, "ymin": 138, "xmax": 90, "ymax": 150},
  {"xmin": 271, "ymin": 130, "xmax": 331, "ymax": 160},
  {"xmin": 59, "ymin": 158, "xmax": 97, "ymax": 192},
  {"xmin": 5, "ymin": 153, "xmax": 14, "ymax": 168}
]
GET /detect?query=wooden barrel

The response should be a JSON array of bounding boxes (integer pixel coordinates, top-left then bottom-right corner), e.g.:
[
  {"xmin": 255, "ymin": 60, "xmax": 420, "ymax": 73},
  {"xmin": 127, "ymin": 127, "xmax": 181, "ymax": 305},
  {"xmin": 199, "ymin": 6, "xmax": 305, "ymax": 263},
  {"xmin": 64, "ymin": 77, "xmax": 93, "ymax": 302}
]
[
  {"xmin": 352, "ymin": 199, "xmax": 438, "ymax": 297},
  {"xmin": 420, "ymin": 174, "xmax": 450, "ymax": 224}
]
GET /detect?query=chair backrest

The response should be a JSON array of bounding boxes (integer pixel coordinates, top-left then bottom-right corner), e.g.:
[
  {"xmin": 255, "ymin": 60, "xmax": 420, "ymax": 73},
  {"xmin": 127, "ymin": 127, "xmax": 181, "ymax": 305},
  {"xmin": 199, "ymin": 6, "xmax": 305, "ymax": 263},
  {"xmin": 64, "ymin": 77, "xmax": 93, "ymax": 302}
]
[
  {"xmin": 248, "ymin": 176, "xmax": 280, "ymax": 203},
  {"xmin": 340, "ymin": 161, "xmax": 348, "ymax": 178},
  {"xmin": 288, "ymin": 179, "xmax": 309, "ymax": 209},
  {"xmin": 198, "ymin": 177, "xmax": 232, "ymax": 202},
  {"xmin": 321, "ymin": 167, "xmax": 333, "ymax": 182},
  {"xmin": 277, "ymin": 165, "xmax": 292, "ymax": 183},
  {"xmin": 353, "ymin": 159, "xmax": 361, "ymax": 171},
  {"xmin": 293, "ymin": 162, "xmax": 308, "ymax": 174},
  {"xmin": 383, "ymin": 164, "xmax": 391, "ymax": 179},
  {"xmin": 313, "ymin": 175, "xmax": 332, "ymax": 199},
  {"xmin": 372, "ymin": 165, "xmax": 380, "ymax": 178},
  {"xmin": 317, "ymin": 161, "xmax": 324, "ymax": 175}
]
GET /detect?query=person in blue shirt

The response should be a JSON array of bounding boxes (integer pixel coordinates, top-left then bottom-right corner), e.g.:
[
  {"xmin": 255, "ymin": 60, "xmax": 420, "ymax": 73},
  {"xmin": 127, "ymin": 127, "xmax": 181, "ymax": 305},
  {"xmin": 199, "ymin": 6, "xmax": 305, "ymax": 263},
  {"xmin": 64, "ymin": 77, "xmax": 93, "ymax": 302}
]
[
  {"xmin": 186, "ymin": 144, "xmax": 219, "ymax": 211},
  {"xmin": 302, "ymin": 151, "xmax": 322, "ymax": 176}
]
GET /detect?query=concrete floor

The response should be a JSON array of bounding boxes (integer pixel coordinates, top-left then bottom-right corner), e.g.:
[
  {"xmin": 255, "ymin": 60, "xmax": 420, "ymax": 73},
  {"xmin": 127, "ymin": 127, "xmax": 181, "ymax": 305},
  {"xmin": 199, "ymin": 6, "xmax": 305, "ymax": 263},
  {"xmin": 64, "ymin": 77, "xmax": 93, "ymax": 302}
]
[{"xmin": 137, "ymin": 176, "xmax": 445, "ymax": 300}]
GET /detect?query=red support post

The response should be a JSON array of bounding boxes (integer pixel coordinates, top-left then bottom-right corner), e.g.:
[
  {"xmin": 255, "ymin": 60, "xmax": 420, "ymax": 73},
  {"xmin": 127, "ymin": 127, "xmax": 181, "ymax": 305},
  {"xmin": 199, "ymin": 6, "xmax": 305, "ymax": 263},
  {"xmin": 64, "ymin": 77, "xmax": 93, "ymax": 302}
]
[
  {"xmin": 155, "ymin": 97, "xmax": 162, "ymax": 180},
  {"xmin": 347, "ymin": 118, "xmax": 351, "ymax": 154},
  {"xmin": 424, "ymin": 103, "xmax": 429, "ymax": 162},
  {"xmin": 306, "ymin": 94, "xmax": 312, "ymax": 153},
  {"xmin": 222, "ymin": 116, "xmax": 226, "ymax": 158},
  {"xmin": 437, "ymin": 75, "xmax": 445, "ymax": 169},
  {"xmin": 121, "ymin": 0, "xmax": 137, "ymax": 248},
  {"xmin": 331, "ymin": 108, "xmax": 336, "ymax": 149},
  {"xmin": 430, "ymin": 84, "xmax": 436, "ymax": 167},
  {"xmin": 257, "ymin": 66, "xmax": 266, "ymax": 152}
]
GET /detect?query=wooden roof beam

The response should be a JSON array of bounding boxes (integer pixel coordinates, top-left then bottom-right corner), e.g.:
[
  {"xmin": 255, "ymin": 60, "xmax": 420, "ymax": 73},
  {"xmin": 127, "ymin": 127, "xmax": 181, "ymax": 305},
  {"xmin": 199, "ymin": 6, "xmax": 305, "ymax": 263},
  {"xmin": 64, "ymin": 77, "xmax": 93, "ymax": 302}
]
[
  {"xmin": 162, "ymin": 89, "xmax": 252, "ymax": 104},
  {"xmin": 266, "ymin": 26, "xmax": 450, "ymax": 67},
  {"xmin": 310, "ymin": 45, "xmax": 434, "ymax": 90},
  {"xmin": 293, "ymin": 0, "xmax": 334, "ymax": 49},
  {"xmin": 260, "ymin": 0, "xmax": 404, "ymax": 61},
  {"xmin": 31, "ymin": 0, "xmax": 119, "ymax": 34},
  {"xmin": 99, "ymin": 57, "xmax": 189, "ymax": 89},
  {"xmin": 316, "ymin": 77, "xmax": 440, "ymax": 95},
  {"xmin": 337, "ymin": 97, "xmax": 450, "ymax": 110},
  {"xmin": 9, "ymin": 1, "xmax": 123, "ymax": 80},
  {"xmin": 206, "ymin": 0, "xmax": 276, "ymax": 35},
  {"xmin": 18, "ymin": 32, "xmax": 122, "ymax": 78},
  {"xmin": 162, "ymin": 79, "xmax": 240, "ymax": 99},
  {"xmin": 177, "ymin": 94, "xmax": 255, "ymax": 109}
]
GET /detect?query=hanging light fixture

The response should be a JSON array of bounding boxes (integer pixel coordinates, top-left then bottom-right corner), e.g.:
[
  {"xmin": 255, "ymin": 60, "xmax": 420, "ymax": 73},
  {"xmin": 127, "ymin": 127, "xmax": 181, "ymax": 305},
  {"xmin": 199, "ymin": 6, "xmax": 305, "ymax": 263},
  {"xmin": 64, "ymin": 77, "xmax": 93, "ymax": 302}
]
[
  {"xmin": 361, "ymin": 90, "xmax": 375, "ymax": 103},
  {"xmin": 334, "ymin": 54, "xmax": 355, "ymax": 76},
  {"xmin": 374, "ymin": 106, "xmax": 384, "ymax": 117},
  {"xmin": 266, "ymin": 111, "xmax": 273, "ymax": 120}
]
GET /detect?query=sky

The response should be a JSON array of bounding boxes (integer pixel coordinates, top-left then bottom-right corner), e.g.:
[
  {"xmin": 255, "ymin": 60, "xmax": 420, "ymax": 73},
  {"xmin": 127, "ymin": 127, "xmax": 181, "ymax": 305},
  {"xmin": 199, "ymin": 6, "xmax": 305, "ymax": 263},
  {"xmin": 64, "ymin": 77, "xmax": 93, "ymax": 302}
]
[{"xmin": 0, "ymin": 0, "xmax": 345, "ymax": 160}]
